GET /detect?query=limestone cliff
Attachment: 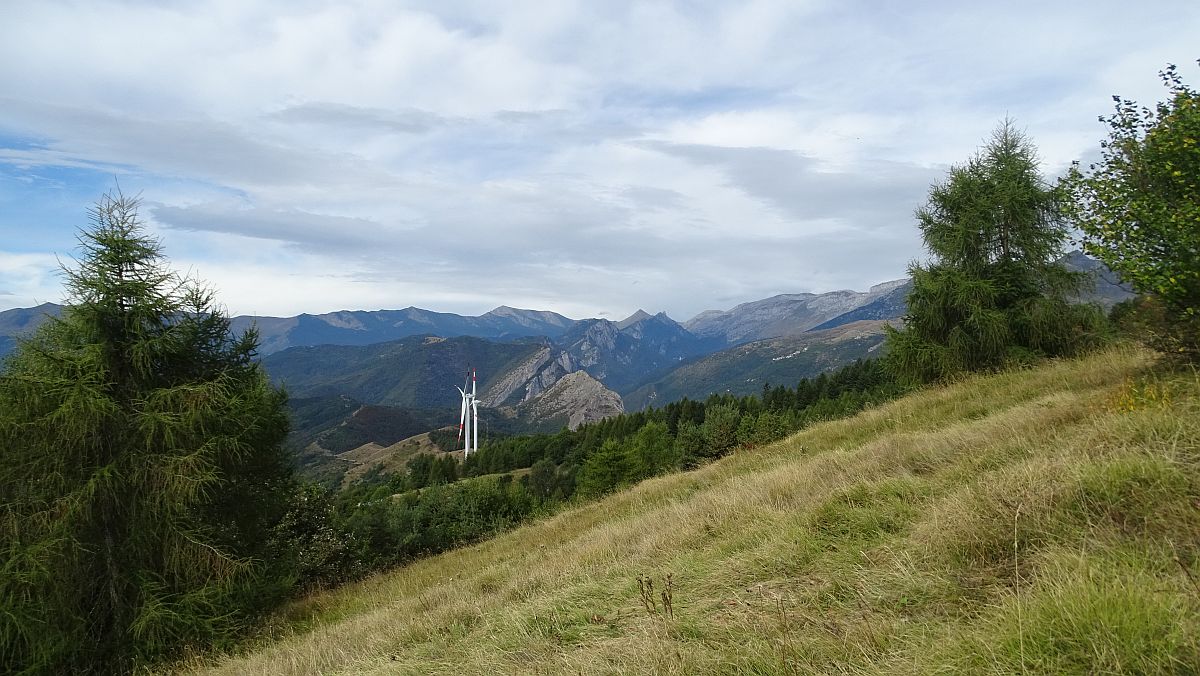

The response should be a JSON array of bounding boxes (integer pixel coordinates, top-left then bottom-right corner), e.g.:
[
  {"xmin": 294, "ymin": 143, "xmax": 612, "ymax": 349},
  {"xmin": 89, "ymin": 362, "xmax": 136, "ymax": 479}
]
[
  {"xmin": 479, "ymin": 347, "xmax": 554, "ymax": 406},
  {"xmin": 516, "ymin": 371, "xmax": 624, "ymax": 430}
]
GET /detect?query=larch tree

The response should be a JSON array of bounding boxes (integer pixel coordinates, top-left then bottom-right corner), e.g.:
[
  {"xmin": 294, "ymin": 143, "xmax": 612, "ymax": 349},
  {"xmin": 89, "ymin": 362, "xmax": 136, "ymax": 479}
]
[
  {"xmin": 0, "ymin": 192, "xmax": 294, "ymax": 674},
  {"xmin": 886, "ymin": 120, "xmax": 1105, "ymax": 383}
]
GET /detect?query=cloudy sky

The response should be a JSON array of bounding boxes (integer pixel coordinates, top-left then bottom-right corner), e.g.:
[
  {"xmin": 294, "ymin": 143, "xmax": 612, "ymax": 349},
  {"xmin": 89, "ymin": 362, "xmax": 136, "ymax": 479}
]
[{"xmin": 1, "ymin": 1, "xmax": 1196, "ymax": 321}]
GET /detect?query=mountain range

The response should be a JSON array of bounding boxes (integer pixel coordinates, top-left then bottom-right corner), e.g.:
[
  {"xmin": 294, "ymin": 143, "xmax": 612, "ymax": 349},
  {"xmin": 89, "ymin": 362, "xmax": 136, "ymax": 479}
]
[
  {"xmin": 0, "ymin": 250, "xmax": 1130, "ymax": 361},
  {"xmin": 228, "ymin": 305, "xmax": 577, "ymax": 354},
  {"xmin": 684, "ymin": 278, "xmax": 912, "ymax": 343},
  {"xmin": 623, "ymin": 319, "xmax": 892, "ymax": 410},
  {"xmin": 0, "ymin": 253, "xmax": 1134, "ymax": 485}
]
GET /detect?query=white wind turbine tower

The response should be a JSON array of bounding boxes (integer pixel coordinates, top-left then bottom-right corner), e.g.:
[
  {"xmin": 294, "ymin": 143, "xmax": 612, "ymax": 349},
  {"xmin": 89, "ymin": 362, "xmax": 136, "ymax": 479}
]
[{"xmin": 455, "ymin": 368, "xmax": 480, "ymax": 456}]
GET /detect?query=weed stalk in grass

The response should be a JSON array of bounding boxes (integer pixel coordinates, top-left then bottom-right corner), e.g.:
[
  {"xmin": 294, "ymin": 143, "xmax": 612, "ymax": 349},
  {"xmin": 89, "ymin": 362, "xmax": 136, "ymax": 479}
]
[
  {"xmin": 638, "ymin": 574, "xmax": 674, "ymax": 619},
  {"xmin": 1173, "ymin": 544, "xmax": 1200, "ymax": 596},
  {"xmin": 775, "ymin": 595, "xmax": 795, "ymax": 636},
  {"xmin": 661, "ymin": 574, "xmax": 674, "ymax": 620},
  {"xmin": 637, "ymin": 575, "xmax": 657, "ymax": 616},
  {"xmin": 1015, "ymin": 503, "xmax": 1025, "ymax": 674}
]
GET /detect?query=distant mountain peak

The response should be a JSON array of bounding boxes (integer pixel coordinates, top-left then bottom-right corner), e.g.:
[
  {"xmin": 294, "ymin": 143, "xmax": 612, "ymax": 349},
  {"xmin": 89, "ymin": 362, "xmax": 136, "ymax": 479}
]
[
  {"xmin": 683, "ymin": 285, "xmax": 903, "ymax": 346},
  {"xmin": 868, "ymin": 278, "xmax": 910, "ymax": 294},
  {"xmin": 480, "ymin": 305, "xmax": 575, "ymax": 334},
  {"xmin": 616, "ymin": 309, "xmax": 652, "ymax": 330},
  {"xmin": 516, "ymin": 370, "xmax": 624, "ymax": 430},
  {"xmin": 0, "ymin": 302, "xmax": 62, "ymax": 336}
]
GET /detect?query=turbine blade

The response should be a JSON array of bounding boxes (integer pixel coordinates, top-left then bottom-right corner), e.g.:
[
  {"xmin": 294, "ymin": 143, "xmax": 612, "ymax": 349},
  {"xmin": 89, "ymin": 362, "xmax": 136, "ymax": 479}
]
[{"xmin": 457, "ymin": 395, "xmax": 467, "ymax": 442}]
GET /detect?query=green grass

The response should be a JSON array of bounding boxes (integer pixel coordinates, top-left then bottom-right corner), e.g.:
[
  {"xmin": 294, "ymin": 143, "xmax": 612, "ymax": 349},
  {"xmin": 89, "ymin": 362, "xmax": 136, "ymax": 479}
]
[{"xmin": 171, "ymin": 347, "xmax": 1200, "ymax": 675}]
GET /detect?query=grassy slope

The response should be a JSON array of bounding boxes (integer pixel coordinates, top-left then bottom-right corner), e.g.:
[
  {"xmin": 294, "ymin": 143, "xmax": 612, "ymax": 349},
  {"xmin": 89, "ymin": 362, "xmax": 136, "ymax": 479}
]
[
  {"xmin": 337, "ymin": 430, "xmax": 448, "ymax": 487},
  {"xmin": 179, "ymin": 347, "xmax": 1200, "ymax": 675}
]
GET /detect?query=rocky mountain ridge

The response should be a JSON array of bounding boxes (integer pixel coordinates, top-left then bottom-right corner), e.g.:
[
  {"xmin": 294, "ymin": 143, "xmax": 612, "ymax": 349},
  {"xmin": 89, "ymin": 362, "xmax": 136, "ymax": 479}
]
[
  {"xmin": 0, "ymin": 251, "xmax": 1131, "ymax": 361},
  {"xmin": 228, "ymin": 305, "xmax": 577, "ymax": 354},
  {"xmin": 512, "ymin": 371, "xmax": 624, "ymax": 431},
  {"xmin": 683, "ymin": 278, "xmax": 910, "ymax": 346}
]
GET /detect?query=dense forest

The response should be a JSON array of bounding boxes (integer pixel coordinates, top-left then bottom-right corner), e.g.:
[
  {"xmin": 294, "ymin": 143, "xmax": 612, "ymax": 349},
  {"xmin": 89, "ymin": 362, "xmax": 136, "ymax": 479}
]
[{"xmin": 304, "ymin": 357, "xmax": 907, "ymax": 586}]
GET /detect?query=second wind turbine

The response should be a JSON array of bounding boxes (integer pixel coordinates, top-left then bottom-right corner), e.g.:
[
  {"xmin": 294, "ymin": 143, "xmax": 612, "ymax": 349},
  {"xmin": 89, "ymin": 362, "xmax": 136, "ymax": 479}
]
[{"xmin": 456, "ymin": 368, "xmax": 479, "ymax": 457}]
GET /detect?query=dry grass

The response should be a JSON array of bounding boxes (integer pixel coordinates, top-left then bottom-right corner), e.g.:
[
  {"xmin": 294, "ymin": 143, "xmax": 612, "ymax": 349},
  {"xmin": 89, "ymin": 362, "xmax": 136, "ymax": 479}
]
[
  {"xmin": 172, "ymin": 347, "xmax": 1200, "ymax": 675},
  {"xmin": 337, "ymin": 430, "xmax": 445, "ymax": 487}
]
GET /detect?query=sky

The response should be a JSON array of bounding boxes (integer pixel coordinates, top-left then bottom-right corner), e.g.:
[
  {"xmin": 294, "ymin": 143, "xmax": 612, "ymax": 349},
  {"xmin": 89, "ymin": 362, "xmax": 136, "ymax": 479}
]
[{"xmin": 0, "ymin": 1, "xmax": 1196, "ymax": 321}]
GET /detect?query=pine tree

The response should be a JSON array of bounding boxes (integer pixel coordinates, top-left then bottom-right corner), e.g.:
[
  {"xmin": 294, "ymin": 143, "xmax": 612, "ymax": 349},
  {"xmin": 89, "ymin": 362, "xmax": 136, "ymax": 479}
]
[
  {"xmin": 886, "ymin": 121, "xmax": 1105, "ymax": 383},
  {"xmin": 0, "ymin": 193, "xmax": 294, "ymax": 674}
]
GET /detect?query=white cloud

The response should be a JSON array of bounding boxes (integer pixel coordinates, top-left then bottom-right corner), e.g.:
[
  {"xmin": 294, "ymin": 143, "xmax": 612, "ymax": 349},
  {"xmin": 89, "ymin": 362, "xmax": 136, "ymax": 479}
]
[
  {"xmin": 0, "ymin": 252, "xmax": 66, "ymax": 308},
  {"xmin": 1, "ymin": 0, "xmax": 1198, "ymax": 318}
]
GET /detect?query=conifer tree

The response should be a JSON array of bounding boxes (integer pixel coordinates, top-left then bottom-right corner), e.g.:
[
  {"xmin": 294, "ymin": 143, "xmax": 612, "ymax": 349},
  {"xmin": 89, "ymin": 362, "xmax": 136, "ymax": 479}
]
[
  {"xmin": 0, "ymin": 193, "xmax": 294, "ymax": 674},
  {"xmin": 886, "ymin": 121, "xmax": 1105, "ymax": 383},
  {"xmin": 575, "ymin": 439, "xmax": 630, "ymax": 498}
]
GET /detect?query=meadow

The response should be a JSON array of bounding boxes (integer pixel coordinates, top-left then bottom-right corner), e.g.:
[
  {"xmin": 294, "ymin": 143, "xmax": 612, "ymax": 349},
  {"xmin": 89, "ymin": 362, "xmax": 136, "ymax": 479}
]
[{"xmin": 176, "ymin": 346, "xmax": 1199, "ymax": 674}]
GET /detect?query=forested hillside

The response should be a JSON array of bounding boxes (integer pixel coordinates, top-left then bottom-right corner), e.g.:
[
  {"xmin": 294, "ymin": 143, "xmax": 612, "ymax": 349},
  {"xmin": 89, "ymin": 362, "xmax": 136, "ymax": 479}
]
[
  {"xmin": 179, "ymin": 347, "xmax": 1200, "ymax": 675},
  {"xmin": 268, "ymin": 356, "xmax": 906, "ymax": 588}
]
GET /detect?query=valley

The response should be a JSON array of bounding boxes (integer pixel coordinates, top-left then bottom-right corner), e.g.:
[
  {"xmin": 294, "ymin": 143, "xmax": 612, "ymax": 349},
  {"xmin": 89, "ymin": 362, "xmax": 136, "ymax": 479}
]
[{"xmin": 0, "ymin": 255, "xmax": 1132, "ymax": 491}]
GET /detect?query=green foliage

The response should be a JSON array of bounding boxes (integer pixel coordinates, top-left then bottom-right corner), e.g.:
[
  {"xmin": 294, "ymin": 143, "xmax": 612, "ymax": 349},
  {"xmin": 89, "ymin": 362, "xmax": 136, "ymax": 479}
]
[
  {"xmin": 269, "ymin": 483, "xmax": 356, "ymax": 591},
  {"xmin": 527, "ymin": 458, "xmax": 559, "ymax": 499},
  {"xmin": 399, "ymin": 453, "xmax": 459, "ymax": 490},
  {"xmin": 576, "ymin": 439, "xmax": 633, "ymax": 499},
  {"xmin": 302, "ymin": 358, "xmax": 908, "ymax": 590},
  {"xmin": 330, "ymin": 474, "xmax": 541, "ymax": 577},
  {"xmin": 428, "ymin": 427, "xmax": 460, "ymax": 452},
  {"xmin": 888, "ymin": 121, "xmax": 1105, "ymax": 383},
  {"xmin": 1063, "ymin": 62, "xmax": 1200, "ymax": 359},
  {"xmin": 700, "ymin": 403, "xmax": 741, "ymax": 458},
  {"xmin": 628, "ymin": 421, "xmax": 676, "ymax": 479},
  {"xmin": 0, "ymin": 193, "xmax": 294, "ymax": 674},
  {"xmin": 673, "ymin": 420, "xmax": 707, "ymax": 468},
  {"xmin": 740, "ymin": 410, "xmax": 788, "ymax": 447}
]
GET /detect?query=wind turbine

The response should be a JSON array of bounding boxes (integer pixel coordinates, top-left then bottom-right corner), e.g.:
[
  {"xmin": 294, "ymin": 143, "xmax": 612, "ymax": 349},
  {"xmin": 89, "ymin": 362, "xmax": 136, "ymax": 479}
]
[{"xmin": 455, "ymin": 368, "xmax": 480, "ymax": 456}]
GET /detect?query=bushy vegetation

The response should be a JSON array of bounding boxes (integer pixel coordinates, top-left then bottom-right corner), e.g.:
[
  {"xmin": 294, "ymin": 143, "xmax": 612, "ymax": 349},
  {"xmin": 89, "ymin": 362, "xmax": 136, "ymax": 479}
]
[
  {"xmin": 1063, "ymin": 62, "xmax": 1200, "ymax": 359},
  {"xmin": 0, "ymin": 194, "xmax": 297, "ymax": 674}
]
